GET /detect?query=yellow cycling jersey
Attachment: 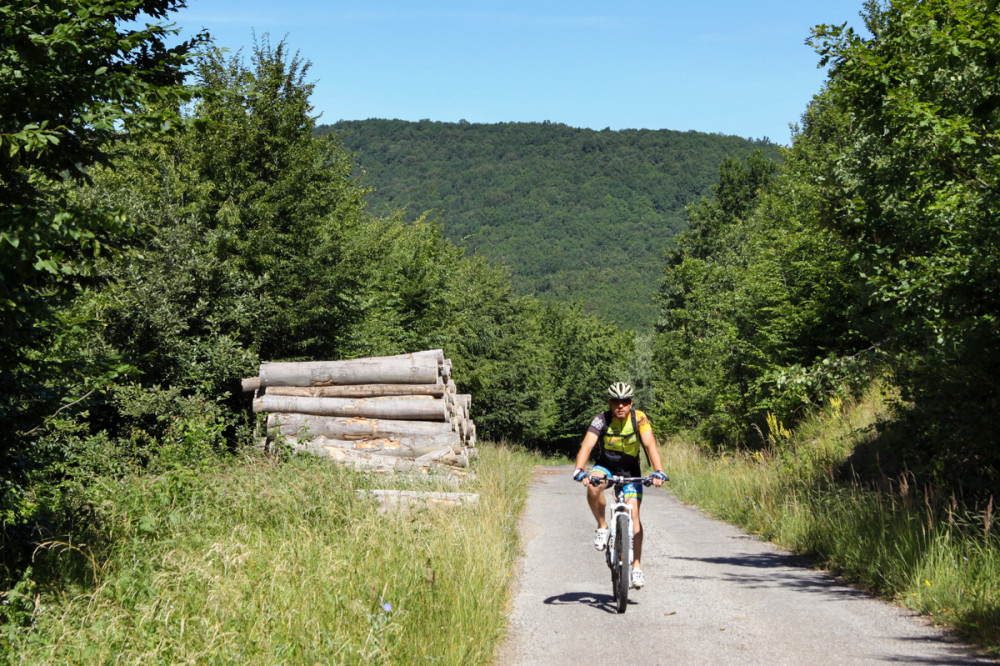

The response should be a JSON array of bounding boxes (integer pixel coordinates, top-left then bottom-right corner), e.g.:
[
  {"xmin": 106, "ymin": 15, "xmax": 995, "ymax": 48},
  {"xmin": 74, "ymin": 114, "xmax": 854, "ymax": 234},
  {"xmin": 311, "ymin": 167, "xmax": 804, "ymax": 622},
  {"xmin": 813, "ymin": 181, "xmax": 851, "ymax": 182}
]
[{"xmin": 587, "ymin": 409, "xmax": 652, "ymax": 459}]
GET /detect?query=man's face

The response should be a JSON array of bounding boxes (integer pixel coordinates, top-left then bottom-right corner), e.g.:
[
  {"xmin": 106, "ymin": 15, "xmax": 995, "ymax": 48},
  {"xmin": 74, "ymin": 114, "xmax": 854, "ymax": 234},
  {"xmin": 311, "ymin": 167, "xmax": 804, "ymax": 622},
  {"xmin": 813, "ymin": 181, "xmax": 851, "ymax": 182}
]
[{"xmin": 609, "ymin": 398, "xmax": 632, "ymax": 420}]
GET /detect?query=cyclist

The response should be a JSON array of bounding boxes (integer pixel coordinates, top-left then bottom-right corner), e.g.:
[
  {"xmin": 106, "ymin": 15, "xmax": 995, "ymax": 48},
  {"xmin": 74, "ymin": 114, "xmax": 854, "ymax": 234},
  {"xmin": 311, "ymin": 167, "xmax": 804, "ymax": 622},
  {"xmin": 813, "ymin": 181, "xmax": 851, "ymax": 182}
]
[{"xmin": 571, "ymin": 381, "xmax": 667, "ymax": 589}]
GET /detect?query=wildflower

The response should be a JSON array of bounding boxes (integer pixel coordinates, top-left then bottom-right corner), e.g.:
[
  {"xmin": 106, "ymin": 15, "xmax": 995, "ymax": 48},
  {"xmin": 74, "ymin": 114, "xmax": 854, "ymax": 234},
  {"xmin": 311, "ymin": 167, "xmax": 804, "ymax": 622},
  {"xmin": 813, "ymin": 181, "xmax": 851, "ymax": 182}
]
[{"xmin": 382, "ymin": 602, "xmax": 392, "ymax": 612}]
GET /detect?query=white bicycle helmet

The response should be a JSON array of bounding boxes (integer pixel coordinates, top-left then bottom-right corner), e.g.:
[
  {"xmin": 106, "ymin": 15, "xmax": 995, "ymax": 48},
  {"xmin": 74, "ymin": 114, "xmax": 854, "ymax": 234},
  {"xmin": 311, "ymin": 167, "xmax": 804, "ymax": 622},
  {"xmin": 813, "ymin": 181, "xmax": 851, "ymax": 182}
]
[{"xmin": 607, "ymin": 382, "xmax": 634, "ymax": 400}]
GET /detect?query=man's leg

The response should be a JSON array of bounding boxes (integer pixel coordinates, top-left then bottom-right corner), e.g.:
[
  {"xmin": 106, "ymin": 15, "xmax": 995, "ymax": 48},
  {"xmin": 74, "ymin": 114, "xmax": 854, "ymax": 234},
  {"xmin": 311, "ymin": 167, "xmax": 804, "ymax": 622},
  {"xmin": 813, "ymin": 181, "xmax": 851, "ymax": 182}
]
[
  {"xmin": 586, "ymin": 477, "xmax": 608, "ymax": 528},
  {"xmin": 586, "ymin": 472, "xmax": 610, "ymax": 551},
  {"xmin": 630, "ymin": 499, "xmax": 643, "ymax": 568},
  {"xmin": 629, "ymin": 499, "xmax": 648, "ymax": 588}
]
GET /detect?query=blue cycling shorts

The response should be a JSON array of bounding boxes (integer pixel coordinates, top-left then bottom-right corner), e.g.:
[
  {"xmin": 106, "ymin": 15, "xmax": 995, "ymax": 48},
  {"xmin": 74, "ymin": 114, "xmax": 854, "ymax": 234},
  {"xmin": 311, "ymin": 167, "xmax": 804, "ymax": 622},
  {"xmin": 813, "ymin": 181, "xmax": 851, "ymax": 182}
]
[{"xmin": 589, "ymin": 465, "xmax": 643, "ymax": 503}]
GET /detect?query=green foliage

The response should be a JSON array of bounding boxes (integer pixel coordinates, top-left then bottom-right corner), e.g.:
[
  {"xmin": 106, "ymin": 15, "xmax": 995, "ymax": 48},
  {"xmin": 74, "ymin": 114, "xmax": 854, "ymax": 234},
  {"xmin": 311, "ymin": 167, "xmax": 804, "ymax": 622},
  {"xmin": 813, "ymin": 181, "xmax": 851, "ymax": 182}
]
[
  {"xmin": 318, "ymin": 119, "xmax": 779, "ymax": 327},
  {"xmin": 2, "ymin": 24, "xmax": 667, "ymax": 649},
  {"xmin": 441, "ymin": 257, "xmax": 558, "ymax": 442},
  {"xmin": 3, "ymin": 25, "xmax": 638, "ymax": 558},
  {"xmin": 75, "ymin": 36, "xmax": 630, "ymax": 454},
  {"xmin": 653, "ymin": 0, "xmax": 999, "ymax": 497},
  {"xmin": 679, "ymin": 151, "xmax": 779, "ymax": 260},
  {"xmin": 332, "ymin": 214, "xmax": 464, "ymax": 358},
  {"xmin": 0, "ymin": 0, "xmax": 202, "ymax": 370},
  {"xmin": 654, "ymin": 152, "xmax": 783, "ymax": 443},
  {"xmin": 443, "ymin": 277, "xmax": 635, "ymax": 445},
  {"xmin": 655, "ymin": 126, "xmax": 872, "ymax": 447},
  {"xmin": 0, "ymin": 0, "xmax": 203, "ymax": 529},
  {"xmin": 77, "ymin": 36, "xmax": 381, "ymax": 392},
  {"xmin": 540, "ymin": 301, "xmax": 634, "ymax": 436},
  {"xmin": 181, "ymin": 38, "xmax": 373, "ymax": 362},
  {"xmin": 809, "ymin": 0, "xmax": 1000, "ymax": 492}
]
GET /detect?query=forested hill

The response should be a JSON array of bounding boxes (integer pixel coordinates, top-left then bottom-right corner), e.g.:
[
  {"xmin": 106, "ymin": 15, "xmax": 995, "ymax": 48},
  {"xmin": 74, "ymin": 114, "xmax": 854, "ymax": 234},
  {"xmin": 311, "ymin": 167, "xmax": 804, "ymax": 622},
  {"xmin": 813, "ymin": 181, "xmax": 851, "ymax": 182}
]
[{"xmin": 316, "ymin": 120, "xmax": 779, "ymax": 327}]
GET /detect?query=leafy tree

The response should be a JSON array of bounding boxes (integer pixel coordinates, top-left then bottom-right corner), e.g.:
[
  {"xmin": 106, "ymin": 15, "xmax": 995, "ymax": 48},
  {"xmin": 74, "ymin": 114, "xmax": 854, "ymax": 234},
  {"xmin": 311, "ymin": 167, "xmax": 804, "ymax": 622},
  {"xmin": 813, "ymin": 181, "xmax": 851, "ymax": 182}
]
[
  {"xmin": 654, "ymin": 131, "xmax": 863, "ymax": 447},
  {"xmin": 51, "ymin": 37, "xmax": 388, "ymax": 481},
  {"xmin": 0, "ymin": 0, "xmax": 203, "ymax": 523},
  {"xmin": 0, "ymin": 22, "xmax": 663, "ymax": 637},
  {"xmin": 333, "ymin": 214, "xmax": 463, "ymax": 359},
  {"xmin": 540, "ymin": 301, "xmax": 633, "ymax": 444},
  {"xmin": 441, "ymin": 257, "xmax": 558, "ymax": 443},
  {"xmin": 680, "ymin": 152, "xmax": 779, "ymax": 260},
  {"xmin": 75, "ymin": 36, "xmax": 631, "ymax": 457},
  {"xmin": 654, "ymin": 152, "xmax": 782, "ymax": 444},
  {"xmin": 179, "ymin": 38, "xmax": 371, "ymax": 362},
  {"xmin": 810, "ymin": 0, "xmax": 1000, "ymax": 490},
  {"xmin": 0, "ymin": 0, "xmax": 202, "ymax": 375}
]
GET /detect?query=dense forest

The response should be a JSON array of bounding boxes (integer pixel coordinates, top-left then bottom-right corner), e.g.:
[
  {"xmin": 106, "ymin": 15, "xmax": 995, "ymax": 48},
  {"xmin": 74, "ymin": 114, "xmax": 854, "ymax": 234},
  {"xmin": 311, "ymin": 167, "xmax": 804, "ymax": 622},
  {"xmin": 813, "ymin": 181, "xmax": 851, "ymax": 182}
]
[{"xmin": 316, "ymin": 120, "xmax": 779, "ymax": 327}]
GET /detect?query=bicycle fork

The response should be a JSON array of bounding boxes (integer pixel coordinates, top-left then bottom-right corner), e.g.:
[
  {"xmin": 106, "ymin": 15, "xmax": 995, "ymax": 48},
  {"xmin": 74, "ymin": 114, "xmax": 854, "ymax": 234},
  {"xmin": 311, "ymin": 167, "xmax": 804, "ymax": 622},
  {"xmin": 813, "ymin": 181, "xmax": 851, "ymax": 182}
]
[{"xmin": 606, "ymin": 505, "xmax": 634, "ymax": 578}]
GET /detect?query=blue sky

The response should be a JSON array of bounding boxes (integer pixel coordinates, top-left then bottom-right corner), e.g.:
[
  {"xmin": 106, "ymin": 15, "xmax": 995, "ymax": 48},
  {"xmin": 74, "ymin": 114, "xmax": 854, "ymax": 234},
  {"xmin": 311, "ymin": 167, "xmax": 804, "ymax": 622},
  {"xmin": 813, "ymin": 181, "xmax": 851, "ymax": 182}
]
[{"xmin": 171, "ymin": 1, "xmax": 868, "ymax": 145}]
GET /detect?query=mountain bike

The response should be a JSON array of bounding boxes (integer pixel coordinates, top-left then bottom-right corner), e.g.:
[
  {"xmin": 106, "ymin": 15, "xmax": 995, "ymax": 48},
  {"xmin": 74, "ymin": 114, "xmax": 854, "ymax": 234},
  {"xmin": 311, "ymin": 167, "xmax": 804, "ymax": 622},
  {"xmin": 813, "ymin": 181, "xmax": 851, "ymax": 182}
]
[{"xmin": 590, "ymin": 474, "xmax": 656, "ymax": 613}]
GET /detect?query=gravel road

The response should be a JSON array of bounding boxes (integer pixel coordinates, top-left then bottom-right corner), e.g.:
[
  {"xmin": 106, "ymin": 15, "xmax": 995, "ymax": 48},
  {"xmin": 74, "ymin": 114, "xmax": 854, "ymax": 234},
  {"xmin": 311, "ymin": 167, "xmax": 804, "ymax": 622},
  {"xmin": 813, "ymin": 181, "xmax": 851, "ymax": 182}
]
[{"xmin": 498, "ymin": 465, "xmax": 995, "ymax": 665}]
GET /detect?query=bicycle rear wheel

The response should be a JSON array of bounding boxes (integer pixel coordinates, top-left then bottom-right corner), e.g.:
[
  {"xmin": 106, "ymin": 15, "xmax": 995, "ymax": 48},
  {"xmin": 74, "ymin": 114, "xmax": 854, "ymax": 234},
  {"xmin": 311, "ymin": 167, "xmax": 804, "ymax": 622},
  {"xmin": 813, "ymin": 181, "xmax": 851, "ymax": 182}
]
[{"xmin": 613, "ymin": 513, "xmax": 630, "ymax": 613}]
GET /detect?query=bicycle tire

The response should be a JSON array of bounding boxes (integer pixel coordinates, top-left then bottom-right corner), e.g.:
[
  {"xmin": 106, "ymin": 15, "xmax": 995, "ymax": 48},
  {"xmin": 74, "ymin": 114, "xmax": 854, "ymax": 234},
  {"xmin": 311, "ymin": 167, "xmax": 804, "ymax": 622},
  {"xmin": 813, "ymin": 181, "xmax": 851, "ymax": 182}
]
[{"xmin": 614, "ymin": 512, "xmax": 630, "ymax": 613}]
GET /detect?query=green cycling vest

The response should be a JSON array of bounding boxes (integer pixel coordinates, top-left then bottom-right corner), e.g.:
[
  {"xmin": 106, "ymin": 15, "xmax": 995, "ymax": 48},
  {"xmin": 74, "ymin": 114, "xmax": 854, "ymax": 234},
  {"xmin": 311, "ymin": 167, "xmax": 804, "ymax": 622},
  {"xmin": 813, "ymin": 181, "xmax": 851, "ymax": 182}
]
[
  {"xmin": 600, "ymin": 410, "xmax": 641, "ymax": 458},
  {"xmin": 596, "ymin": 409, "xmax": 646, "ymax": 476}
]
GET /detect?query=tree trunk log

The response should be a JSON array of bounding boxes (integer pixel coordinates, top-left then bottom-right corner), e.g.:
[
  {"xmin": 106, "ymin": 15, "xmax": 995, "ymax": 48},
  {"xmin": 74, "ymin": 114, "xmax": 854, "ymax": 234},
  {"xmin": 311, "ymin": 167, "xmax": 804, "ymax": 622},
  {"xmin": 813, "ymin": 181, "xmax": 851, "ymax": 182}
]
[
  {"xmin": 311, "ymin": 447, "xmax": 401, "ymax": 473},
  {"xmin": 293, "ymin": 446, "xmax": 446, "ymax": 475},
  {"xmin": 263, "ymin": 383, "xmax": 446, "ymax": 399},
  {"xmin": 413, "ymin": 445, "xmax": 463, "ymax": 464},
  {"xmin": 259, "ymin": 357, "xmax": 440, "ymax": 387},
  {"xmin": 363, "ymin": 349, "xmax": 445, "ymax": 364},
  {"xmin": 274, "ymin": 433, "xmax": 463, "ymax": 460},
  {"xmin": 267, "ymin": 413, "xmax": 457, "ymax": 440},
  {"xmin": 254, "ymin": 395, "xmax": 450, "ymax": 421},
  {"xmin": 249, "ymin": 351, "xmax": 478, "ymax": 463},
  {"xmin": 288, "ymin": 443, "xmax": 472, "ymax": 476},
  {"xmin": 359, "ymin": 489, "xmax": 480, "ymax": 511}
]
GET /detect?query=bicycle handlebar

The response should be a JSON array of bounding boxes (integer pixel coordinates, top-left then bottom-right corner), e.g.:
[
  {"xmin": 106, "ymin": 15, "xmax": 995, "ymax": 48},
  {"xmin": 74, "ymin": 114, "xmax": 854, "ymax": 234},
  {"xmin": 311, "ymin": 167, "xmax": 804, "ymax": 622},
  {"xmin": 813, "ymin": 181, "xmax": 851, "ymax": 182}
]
[{"xmin": 588, "ymin": 474, "xmax": 666, "ymax": 488}]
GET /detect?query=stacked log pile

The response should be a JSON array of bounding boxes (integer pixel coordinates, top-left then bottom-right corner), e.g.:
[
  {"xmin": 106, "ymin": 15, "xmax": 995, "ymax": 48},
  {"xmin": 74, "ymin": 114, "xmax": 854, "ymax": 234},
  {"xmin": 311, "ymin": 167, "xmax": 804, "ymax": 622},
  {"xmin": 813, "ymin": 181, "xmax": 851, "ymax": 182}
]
[{"xmin": 244, "ymin": 350, "xmax": 477, "ymax": 475}]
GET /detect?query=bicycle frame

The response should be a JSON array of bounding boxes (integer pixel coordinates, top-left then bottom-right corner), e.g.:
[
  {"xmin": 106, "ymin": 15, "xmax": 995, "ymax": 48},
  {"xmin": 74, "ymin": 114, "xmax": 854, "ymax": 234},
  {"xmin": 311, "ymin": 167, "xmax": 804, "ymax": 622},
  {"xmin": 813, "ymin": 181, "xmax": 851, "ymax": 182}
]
[{"xmin": 591, "ymin": 475, "xmax": 651, "ymax": 613}]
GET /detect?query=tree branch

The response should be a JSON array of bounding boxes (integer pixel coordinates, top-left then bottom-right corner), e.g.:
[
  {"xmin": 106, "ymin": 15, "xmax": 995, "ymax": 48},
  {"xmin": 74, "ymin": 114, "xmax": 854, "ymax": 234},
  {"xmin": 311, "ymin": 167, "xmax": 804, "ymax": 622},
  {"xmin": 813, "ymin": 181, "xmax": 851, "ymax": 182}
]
[{"xmin": 22, "ymin": 389, "xmax": 97, "ymax": 436}]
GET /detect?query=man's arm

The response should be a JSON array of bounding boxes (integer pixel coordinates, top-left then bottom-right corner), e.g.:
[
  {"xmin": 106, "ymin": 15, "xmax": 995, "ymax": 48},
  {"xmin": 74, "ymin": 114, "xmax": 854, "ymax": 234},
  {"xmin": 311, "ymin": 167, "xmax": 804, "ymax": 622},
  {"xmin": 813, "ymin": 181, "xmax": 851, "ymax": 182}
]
[
  {"xmin": 574, "ymin": 431, "xmax": 599, "ymax": 471},
  {"xmin": 640, "ymin": 427, "xmax": 666, "ymax": 487}
]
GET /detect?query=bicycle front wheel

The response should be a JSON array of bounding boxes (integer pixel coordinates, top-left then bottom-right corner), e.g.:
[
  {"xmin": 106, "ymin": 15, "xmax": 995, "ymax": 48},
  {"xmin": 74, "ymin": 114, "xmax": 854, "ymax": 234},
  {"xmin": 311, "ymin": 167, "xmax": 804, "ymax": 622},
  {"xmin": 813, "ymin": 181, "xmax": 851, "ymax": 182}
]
[{"xmin": 613, "ymin": 513, "xmax": 630, "ymax": 613}]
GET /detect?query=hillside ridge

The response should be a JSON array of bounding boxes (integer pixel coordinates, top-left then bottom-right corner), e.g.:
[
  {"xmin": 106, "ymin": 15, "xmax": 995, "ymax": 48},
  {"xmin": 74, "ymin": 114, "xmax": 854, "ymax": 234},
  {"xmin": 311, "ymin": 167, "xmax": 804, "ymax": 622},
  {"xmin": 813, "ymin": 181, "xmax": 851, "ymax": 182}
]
[{"xmin": 316, "ymin": 119, "xmax": 780, "ymax": 327}]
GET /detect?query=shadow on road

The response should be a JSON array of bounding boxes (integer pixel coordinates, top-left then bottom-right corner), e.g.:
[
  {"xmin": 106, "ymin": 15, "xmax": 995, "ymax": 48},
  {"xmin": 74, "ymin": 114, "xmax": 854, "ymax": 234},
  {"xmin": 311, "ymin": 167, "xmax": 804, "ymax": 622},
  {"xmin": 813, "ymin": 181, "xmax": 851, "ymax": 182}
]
[
  {"xmin": 543, "ymin": 591, "xmax": 635, "ymax": 614},
  {"xmin": 878, "ymin": 634, "xmax": 1000, "ymax": 665},
  {"xmin": 675, "ymin": 550, "xmax": 813, "ymax": 569},
  {"xmin": 671, "ymin": 551, "xmax": 870, "ymax": 598}
]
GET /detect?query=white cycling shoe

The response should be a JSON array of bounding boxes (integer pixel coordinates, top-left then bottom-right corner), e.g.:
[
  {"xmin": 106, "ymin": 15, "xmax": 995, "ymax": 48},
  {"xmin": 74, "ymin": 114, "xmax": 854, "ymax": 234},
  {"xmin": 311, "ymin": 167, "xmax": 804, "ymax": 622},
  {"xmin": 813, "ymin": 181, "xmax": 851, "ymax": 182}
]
[
  {"xmin": 631, "ymin": 568, "xmax": 645, "ymax": 589},
  {"xmin": 594, "ymin": 527, "xmax": 610, "ymax": 551}
]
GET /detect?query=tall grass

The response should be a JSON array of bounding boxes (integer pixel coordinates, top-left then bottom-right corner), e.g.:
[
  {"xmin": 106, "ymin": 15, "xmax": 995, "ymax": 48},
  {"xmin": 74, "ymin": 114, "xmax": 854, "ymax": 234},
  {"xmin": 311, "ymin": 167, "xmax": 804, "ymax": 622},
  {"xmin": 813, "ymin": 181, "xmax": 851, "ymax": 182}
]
[
  {"xmin": 3, "ymin": 443, "xmax": 537, "ymax": 664},
  {"xmin": 663, "ymin": 386, "xmax": 1000, "ymax": 656}
]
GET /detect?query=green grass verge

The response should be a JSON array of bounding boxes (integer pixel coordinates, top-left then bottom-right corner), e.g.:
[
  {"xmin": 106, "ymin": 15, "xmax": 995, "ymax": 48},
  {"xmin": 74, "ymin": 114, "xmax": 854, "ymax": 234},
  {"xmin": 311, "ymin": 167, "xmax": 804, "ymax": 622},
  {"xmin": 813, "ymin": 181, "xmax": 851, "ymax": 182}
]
[
  {"xmin": 662, "ymin": 386, "xmax": 1000, "ymax": 656},
  {"xmin": 3, "ymin": 443, "xmax": 539, "ymax": 664}
]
